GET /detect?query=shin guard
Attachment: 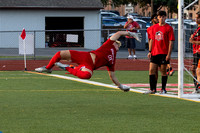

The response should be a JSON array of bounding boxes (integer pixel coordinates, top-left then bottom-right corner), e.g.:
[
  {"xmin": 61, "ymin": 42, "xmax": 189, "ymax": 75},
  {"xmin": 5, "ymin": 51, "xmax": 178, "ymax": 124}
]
[
  {"xmin": 162, "ymin": 76, "xmax": 168, "ymax": 91},
  {"xmin": 46, "ymin": 51, "xmax": 61, "ymax": 69},
  {"xmin": 149, "ymin": 75, "xmax": 157, "ymax": 92}
]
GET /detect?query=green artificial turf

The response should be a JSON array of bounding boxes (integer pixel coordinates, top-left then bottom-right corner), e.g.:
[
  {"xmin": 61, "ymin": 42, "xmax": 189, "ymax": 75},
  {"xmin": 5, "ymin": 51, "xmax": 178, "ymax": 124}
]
[{"xmin": 0, "ymin": 71, "xmax": 199, "ymax": 133}]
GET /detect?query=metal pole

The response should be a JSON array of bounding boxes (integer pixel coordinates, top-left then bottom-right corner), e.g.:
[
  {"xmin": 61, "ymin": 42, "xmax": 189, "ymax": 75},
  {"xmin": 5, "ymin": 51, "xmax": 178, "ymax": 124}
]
[
  {"xmin": 184, "ymin": 0, "xmax": 198, "ymax": 10},
  {"xmin": 178, "ymin": 0, "xmax": 184, "ymax": 98}
]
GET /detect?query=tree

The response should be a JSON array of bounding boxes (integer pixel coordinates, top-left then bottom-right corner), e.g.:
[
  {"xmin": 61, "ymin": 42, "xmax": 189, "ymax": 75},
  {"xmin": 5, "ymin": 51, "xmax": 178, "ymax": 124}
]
[{"xmin": 101, "ymin": 0, "xmax": 196, "ymax": 15}]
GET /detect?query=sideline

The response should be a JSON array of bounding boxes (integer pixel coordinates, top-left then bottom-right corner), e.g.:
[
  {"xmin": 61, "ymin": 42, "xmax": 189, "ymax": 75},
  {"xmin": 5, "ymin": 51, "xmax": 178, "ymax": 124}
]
[{"xmin": 26, "ymin": 71, "xmax": 200, "ymax": 103}]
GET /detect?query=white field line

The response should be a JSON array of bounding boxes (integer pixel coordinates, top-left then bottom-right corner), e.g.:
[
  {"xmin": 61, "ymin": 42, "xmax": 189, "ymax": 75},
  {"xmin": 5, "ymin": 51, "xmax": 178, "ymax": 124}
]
[{"xmin": 27, "ymin": 72, "xmax": 200, "ymax": 103}]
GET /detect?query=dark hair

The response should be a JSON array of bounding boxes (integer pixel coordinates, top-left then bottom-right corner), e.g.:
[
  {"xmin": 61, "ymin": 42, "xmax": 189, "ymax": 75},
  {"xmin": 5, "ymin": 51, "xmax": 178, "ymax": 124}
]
[
  {"xmin": 151, "ymin": 14, "xmax": 157, "ymax": 20},
  {"xmin": 157, "ymin": 11, "xmax": 167, "ymax": 16}
]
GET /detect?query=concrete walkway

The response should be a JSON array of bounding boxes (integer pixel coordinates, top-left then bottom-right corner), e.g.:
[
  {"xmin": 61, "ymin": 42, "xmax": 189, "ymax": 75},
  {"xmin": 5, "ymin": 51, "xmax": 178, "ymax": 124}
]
[{"xmin": 0, "ymin": 48, "xmax": 193, "ymax": 59}]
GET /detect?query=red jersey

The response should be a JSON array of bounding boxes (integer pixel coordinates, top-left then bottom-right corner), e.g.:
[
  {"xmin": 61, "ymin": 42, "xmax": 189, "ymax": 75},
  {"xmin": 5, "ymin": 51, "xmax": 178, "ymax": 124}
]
[
  {"xmin": 125, "ymin": 21, "xmax": 140, "ymax": 38},
  {"xmin": 91, "ymin": 39, "xmax": 116, "ymax": 71},
  {"xmin": 150, "ymin": 23, "xmax": 175, "ymax": 56},
  {"xmin": 192, "ymin": 26, "xmax": 200, "ymax": 54},
  {"xmin": 147, "ymin": 26, "xmax": 153, "ymax": 39}
]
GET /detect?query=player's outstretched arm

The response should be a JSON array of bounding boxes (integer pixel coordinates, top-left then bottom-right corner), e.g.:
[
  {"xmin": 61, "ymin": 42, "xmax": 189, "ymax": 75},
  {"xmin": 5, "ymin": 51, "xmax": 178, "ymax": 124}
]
[
  {"xmin": 110, "ymin": 31, "xmax": 142, "ymax": 42},
  {"xmin": 110, "ymin": 31, "xmax": 129, "ymax": 41},
  {"xmin": 108, "ymin": 71, "xmax": 130, "ymax": 92}
]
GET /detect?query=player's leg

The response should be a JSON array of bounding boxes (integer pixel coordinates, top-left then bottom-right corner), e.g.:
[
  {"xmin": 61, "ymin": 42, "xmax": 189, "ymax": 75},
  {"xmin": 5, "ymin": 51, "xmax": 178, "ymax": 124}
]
[
  {"xmin": 192, "ymin": 64, "xmax": 197, "ymax": 87},
  {"xmin": 131, "ymin": 38, "xmax": 137, "ymax": 59},
  {"xmin": 167, "ymin": 63, "xmax": 174, "ymax": 76},
  {"xmin": 35, "ymin": 50, "xmax": 71, "ymax": 73},
  {"xmin": 66, "ymin": 66, "xmax": 92, "ymax": 79},
  {"xmin": 192, "ymin": 54, "xmax": 198, "ymax": 88},
  {"xmin": 166, "ymin": 64, "xmax": 170, "ymax": 75},
  {"xmin": 127, "ymin": 38, "xmax": 133, "ymax": 59},
  {"xmin": 55, "ymin": 51, "xmax": 93, "ymax": 79},
  {"xmin": 160, "ymin": 64, "xmax": 168, "ymax": 94},
  {"xmin": 194, "ymin": 59, "xmax": 200, "ymax": 93},
  {"xmin": 147, "ymin": 62, "xmax": 158, "ymax": 94}
]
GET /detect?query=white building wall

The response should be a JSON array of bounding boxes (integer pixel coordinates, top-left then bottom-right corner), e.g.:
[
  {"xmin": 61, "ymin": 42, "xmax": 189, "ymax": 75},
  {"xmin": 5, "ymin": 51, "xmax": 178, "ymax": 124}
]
[{"xmin": 0, "ymin": 9, "xmax": 101, "ymax": 49}]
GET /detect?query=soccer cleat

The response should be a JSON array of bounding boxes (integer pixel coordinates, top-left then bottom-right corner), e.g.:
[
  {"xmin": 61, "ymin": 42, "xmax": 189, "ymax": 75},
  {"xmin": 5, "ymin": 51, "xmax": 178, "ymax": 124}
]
[
  {"xmin": 55, "ymin": 62, "xmax": 70, "ymax": 71},
  {"xmin": 159, "ymin": 90, "xmax": 167, "ymax": 94},
  {"xmin": 166, "ymin": 69, "xmax": 169, "ymax": 75},
  {"xmin": 128, "ymin": 55, "xmax": 133, "ymax": 59},
  {"xmin": 133, "ymin": 55, "xmax": 137, "ymax": 59},
  {"xmin": 169, "ymin": 69, "xmax": 174, "ymax": 76},
  {"xmin": 35, "ymin": 66, "xmax": 52, "ymax": 73},
  {"xmin": 192, "ymin": 84, "xmax": 200, "ymax": 94},
  {"xmin": 128, "ymin": 32, "xmax": 142, "ymax": 42},
  {"xmin": 143, "ymin": 90, "xmax": 156, "ymax": 94},
  {"xmin": 192, "ymin": 89, "xmax": 200, "ymax": 94}
]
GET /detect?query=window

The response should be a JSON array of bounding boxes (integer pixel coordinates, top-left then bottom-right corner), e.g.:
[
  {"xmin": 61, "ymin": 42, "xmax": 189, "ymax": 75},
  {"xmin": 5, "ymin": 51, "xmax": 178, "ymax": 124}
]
[{"xmin": 45, "ymin": 17, "xmax": 84, "ymax": 47}]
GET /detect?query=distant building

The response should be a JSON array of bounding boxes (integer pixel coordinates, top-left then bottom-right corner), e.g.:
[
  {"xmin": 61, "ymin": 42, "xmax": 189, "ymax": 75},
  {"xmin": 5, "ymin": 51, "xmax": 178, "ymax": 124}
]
[{"xmin": 0, "ymin": 0, "xmax": 103, "ymax": 49}]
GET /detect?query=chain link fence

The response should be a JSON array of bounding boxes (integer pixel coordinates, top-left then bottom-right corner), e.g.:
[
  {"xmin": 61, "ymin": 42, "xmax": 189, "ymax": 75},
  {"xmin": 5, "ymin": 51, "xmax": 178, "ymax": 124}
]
[{"xmin": 0, "ymin": 28, "xmax": 148, "ymax": 60}]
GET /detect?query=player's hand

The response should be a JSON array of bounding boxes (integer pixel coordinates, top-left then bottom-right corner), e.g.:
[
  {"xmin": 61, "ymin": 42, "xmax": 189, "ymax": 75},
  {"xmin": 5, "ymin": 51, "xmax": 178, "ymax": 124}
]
[
  {"xmin": 166, "ymin": 55, "xmax": 171, "ymax": 61},
  {"xmin": 118, "ymin": 84, "xmax": 130, "ymax": 92},
  {"xmin": 189, "ymin": 37, "xmax": 194, "ymax": 43},
  {"xmin": 147, "ymin": 52, "xmax": 151, "ymax": 59}
]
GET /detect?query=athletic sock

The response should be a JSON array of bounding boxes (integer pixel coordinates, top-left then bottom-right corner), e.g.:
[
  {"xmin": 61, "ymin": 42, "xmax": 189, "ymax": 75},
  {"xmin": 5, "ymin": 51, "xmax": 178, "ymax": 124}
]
[
  {"xmin": 193, "ymin": 76, "xmax": 197, "ymax": 88},
  {"xmin": 149, "ymin": 75, "xmax": 157, "ymax": 92},
  {"xmin": 66, "ymin": 67, "xmax": 92, "ymax": 79},
  {"xmin": 162, "ymin": 76, "xmax": 168, "ymax": 91},
  {"xmin": 46, "ymin": 51, "xmax": 61, "ymax": 69}
]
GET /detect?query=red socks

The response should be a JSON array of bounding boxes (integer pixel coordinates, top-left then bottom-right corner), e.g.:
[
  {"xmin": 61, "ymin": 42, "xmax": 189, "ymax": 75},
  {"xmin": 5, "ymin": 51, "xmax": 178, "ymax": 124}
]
[
  {"xmin": 46, "ymin": 51, "xmax": 61, "ymax": 69},
  {"xmin": 66, "ymin": 67, "xmax": 92, "ymax": 79}
]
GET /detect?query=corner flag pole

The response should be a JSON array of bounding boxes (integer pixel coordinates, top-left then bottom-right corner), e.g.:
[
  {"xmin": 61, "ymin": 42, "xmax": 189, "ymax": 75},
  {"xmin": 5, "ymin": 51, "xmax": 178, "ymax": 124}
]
[{"xmin": 21, "ymin": 28, "xmax": 27, "ymax": 71}]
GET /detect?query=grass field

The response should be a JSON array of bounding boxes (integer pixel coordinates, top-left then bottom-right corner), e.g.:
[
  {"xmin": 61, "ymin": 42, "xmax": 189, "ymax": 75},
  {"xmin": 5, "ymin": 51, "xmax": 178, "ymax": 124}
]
[{"xmin": 0, "ymin": 71, "xmax": 200, "ymax": 133}]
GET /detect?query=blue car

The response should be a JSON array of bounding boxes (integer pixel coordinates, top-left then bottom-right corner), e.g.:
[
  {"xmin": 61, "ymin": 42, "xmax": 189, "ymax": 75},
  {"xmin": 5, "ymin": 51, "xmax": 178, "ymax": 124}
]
[{"xmin": 102, "ymin": 18, "xmax": 120, "ymax": 27}]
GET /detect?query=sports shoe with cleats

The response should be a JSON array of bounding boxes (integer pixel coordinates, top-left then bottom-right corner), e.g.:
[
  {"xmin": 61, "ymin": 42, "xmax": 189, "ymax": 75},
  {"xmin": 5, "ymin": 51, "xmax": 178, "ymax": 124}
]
[
  {"xmin": 143, "ymin": 90, "xmax": 156, "ymax": 94},
  {"xmin": 35, "ymin": 66, "xmax": 52, "ymax": 73},
  {"xmin": 159, "ymin": 90, "xmax": 167, "ymax": 94},
  {"xmin": 133, "ymin": 55, "xmax": 137, "ymax": 59},
  {"xmin": 192, "ymin": 84, "xmax": 200, "ymax": 94},
  {"xmin": 169, "ymin": 69, "xmax": 174, "ymax": 76},
  {"xmin": 55, "ymin": 62, "xmax": 70, "ymax": 70},
  {"xmin": 192, "ymin": 89, "xmax": 200, "ymax": 94}
]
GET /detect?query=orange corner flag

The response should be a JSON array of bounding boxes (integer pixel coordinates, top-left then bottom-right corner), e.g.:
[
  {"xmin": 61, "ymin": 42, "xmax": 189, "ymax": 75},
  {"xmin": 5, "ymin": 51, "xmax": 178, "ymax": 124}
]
[{"xmin": 21, "ymin": 28, "xmax": 26, "ymax": 40}]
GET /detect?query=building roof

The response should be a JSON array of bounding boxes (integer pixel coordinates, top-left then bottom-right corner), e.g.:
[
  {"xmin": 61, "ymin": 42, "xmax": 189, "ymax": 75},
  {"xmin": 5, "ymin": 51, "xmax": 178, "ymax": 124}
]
[{"xmin": 0, "ymin": 0, "xmax": 103, "ymax": 9}]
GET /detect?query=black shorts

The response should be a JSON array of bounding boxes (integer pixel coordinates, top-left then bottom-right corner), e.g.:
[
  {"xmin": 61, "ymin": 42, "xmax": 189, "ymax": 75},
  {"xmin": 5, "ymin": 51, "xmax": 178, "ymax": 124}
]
[
  {"xmin": 193, "ymin": 53, "xmax": 200, "ymax": 67},
  {"xmin": 150, "ymin": 54, "xmax": 169, "ymax": 66},
  {"xmin": 126, "ymin": 38, "xmax": 136, "ymax": 49}
]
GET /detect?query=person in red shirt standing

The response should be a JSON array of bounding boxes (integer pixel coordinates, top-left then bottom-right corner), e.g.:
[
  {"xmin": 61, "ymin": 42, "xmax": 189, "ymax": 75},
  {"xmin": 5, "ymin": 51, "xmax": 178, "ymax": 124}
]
[
  {"xmin": 145, "ymin": 11, "xmax": 175, "ymax": 94},
  {"xmin": 147, "ymin": 14, "xmax": 158, "ymax": 45},
  {"xmin": 35, "ymin": 31, "xmax": 141, "ymax": 92},
  {"xmin": 124, "ymin": 15, "xmax": 140, "ymax": 59},
  {"xmin": 189, "ymin": 12, "xmax": 200, "ymax": 93}
]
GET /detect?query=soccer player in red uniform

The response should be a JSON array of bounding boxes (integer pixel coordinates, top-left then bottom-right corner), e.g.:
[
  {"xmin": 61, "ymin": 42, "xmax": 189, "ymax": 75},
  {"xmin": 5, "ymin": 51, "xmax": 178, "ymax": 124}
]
[
  {"xmin": 35, "ymin": 31, "xmax": 141, "ymax": 92},
  {"xmin": 145, "ymin": 11, "xmax": 175, "ymax": 94},
  {"xmin": 189, "ymin": 12, "xmax": 200, "ymax": 93},
  {"xmin": 147, "ymin": 14, "xmax": 174, "ymax": 78}
]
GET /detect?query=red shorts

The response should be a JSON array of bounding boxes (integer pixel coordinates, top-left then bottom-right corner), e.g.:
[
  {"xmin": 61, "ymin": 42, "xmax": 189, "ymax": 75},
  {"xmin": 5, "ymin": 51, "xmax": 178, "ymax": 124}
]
[{"xmin": 69, "ymin": 50, "xmax": 94, "ymax": 72}]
